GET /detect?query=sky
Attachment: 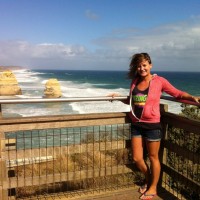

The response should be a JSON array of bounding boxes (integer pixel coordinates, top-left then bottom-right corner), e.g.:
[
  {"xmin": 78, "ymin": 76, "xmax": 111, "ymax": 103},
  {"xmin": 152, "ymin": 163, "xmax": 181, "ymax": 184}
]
[{"xmin": 0, "ymin": 0, "xmax": 200, "ymax": 72}]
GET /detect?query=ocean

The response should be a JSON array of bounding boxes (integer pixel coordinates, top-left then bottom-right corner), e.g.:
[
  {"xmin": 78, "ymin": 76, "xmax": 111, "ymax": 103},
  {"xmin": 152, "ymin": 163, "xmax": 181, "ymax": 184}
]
[
  {"xmin": 3, "ymin": 69, "xmax": 200, "ymax": 149},
  {"xmin": 2, "ymin": 69, "xmax": 200, "ymax": 117}
]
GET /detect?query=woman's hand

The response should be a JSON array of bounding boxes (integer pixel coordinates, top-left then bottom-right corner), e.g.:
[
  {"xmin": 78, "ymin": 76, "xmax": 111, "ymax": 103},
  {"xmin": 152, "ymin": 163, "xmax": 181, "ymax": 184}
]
[
  {"xmin": 107, "ymin": 93, "xmax": 121, "ymax": 102},
  {"xmin": 192, "ymin": 96, "xmax": 200, "ymax": 103},
  {"xmin": 181, "ymin": 93, "xmax": 200, "ymax": 104},
  {"xmin": 107, "ymin": 93, "xmax": 129, "ymax": 104},
  {"xmin": 107, "ymin": 93, "xmax": 121, "ymax": 98}
]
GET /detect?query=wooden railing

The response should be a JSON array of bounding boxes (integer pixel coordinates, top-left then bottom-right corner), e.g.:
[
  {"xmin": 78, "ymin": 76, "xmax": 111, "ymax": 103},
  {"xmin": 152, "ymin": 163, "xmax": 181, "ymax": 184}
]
[
  {"xmin": 0, "ymin": 97, "xmax": 199, "ymax": 199},
  {"xmin": 160, "ymin": 104, "xmax": 200, "ymax": 199},
  {"xmin": 0, "ymin": 112, "xmax": 135, "ymax": 199}
]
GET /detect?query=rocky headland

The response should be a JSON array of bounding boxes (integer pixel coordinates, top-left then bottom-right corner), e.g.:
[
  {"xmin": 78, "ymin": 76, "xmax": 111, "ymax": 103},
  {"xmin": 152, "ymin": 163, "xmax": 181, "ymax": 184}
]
[{"xmin": 0, "ymin": 70, "xmax": 22, "ymax": 96}]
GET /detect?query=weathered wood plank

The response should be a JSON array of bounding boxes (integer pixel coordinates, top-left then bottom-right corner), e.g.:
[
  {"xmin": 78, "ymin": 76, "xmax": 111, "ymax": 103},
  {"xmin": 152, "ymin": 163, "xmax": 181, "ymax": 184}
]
[
  {"xmin": 0, "ymin": 186, "xmax": 8, "ymax": 200},
  {"xmin": 162, "ymin": 112, "xmax": 200, "ymax": 134},
  {"xmin": 0, "ymin": 113, "xmax": 128, "ymax": 125},
  {"xmin": 0, "ymin": 159, "xmax": 8, "ymax": 186},
  {"xmin": 161, "ymin": 164, "xmax": 200, "ymax": 191},
  {"xmin": 0, "ymin": 118, "xmax": 126, "ymax": 132},
  {"xmin": 0, "ymin": 113, "xmax": 129, "ymax": 132},
  {"xmin": 163, "ymin": 140, "xmax": 199, "ymax": 164}
]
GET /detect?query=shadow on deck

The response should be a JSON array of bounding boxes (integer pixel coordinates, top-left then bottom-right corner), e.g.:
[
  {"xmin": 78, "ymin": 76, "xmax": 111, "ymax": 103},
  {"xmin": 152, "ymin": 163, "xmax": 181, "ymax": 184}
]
[
  {"xmin": 36, "ymin": 186, "xmax": 177, "ymax": 200},
  {"xmin": 69, "ymin": 188, "xmax": 176, "ymax": 200},
  {"xmin": 41, "ymin": 187, "xmax": 178, "ymax": 200}
]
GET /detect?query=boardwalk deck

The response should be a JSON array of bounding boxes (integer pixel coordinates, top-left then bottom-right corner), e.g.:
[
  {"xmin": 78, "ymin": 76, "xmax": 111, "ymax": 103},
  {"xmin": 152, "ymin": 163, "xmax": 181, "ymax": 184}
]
[{"xmin": 17, "ymin": 186, "xmax": 178, "ymax": 200}]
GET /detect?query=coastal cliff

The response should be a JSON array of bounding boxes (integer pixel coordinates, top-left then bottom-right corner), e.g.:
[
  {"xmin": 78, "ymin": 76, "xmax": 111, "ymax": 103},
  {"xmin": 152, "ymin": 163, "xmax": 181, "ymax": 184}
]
[{"xmin": 0, "ymin": 70, "xmax": 22, "ymax": 96}]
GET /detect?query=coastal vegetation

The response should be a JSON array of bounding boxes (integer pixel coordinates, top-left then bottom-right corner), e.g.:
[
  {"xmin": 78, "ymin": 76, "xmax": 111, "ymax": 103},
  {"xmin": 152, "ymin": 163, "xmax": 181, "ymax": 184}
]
[{"xmin": 180, "ymin": 104, "xmax": 200, "ymax": 121}]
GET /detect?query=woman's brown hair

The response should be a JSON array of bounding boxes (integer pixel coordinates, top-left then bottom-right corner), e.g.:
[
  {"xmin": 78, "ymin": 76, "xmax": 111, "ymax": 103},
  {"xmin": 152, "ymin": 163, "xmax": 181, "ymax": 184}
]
[{"xmin": 127, "ymin": 53, "xmax": 152, "ymax": 79}]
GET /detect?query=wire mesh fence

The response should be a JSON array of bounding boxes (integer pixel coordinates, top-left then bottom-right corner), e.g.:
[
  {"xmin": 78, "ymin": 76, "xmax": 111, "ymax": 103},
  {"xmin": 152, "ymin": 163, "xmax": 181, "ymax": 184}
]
[
  {"xmin": 161, "ymin": 114, "xmax": 200, "ymax": 200},
  {"xmin": 5, "ymin": 123, "xmax": 140, "ymax": 199}
]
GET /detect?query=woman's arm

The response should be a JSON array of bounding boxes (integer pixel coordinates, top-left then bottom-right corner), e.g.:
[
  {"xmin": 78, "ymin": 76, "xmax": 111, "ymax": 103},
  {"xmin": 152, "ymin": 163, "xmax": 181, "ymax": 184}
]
[
  {"xmin": 181, "ymin": 92, "xmax": 200, "ymax": 103},
  {"xmin": 160, "ymin": 77, "xmax": 200, "ymax": 104}
]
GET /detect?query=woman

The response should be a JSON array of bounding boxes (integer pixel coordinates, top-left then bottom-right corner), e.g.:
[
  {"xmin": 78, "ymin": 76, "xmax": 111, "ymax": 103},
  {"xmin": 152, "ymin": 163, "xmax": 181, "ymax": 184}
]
[{"xmin": 110, "ymin": 53, "xmax": 200, "ymax": 199}]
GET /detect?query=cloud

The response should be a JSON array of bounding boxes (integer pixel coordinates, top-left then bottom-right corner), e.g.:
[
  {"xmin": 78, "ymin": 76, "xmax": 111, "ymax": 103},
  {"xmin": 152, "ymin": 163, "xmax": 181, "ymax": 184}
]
[
  {"xmin": 85, "ymin": 9, "xmax": 99, "ymax": 20},
  {"xmin": 0, "ymin": 16, "xmax": 200, "ymax": 71},
  {"xmin": 0, "ymin": 41, "xmax": 90, "ymax": 69},
  {"xmin": 31, "ymin": 43, "xmax": 86, "ymax": 58},
  {"xmin": 92, "ymin": 18, "xmax": 200, "ymax": 71}
]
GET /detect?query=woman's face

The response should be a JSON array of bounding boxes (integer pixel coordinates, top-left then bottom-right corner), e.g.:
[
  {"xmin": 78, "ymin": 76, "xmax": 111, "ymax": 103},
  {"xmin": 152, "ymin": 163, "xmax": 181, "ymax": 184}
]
[{"xmin": 136, "ymin": 59, "xmax": 152, "ymax": 77}]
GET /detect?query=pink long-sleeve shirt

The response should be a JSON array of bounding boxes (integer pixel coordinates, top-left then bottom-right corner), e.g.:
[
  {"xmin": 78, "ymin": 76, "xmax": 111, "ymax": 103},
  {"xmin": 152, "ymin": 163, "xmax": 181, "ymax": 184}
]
[{"xmin": 128, "ymin": 75, "xmax": 185, "ymax": 123}]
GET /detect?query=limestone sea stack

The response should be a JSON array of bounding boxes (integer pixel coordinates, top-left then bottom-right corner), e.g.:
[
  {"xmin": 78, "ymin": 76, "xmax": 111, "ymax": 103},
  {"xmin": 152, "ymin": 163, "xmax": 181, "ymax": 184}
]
[
  {"xmin": 0, "ymin": 70, "xmax": 22, "ymax": 96},
  {"xmin": 44, "ymin": 79, "xmax": 62, "ymax": 98}
]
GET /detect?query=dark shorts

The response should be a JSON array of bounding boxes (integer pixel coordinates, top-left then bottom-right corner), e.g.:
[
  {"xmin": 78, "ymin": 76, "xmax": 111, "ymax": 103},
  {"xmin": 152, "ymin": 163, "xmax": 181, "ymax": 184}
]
[{"xmin": 131, "ymin": 125, "xmax": 162, "ymax": 141}]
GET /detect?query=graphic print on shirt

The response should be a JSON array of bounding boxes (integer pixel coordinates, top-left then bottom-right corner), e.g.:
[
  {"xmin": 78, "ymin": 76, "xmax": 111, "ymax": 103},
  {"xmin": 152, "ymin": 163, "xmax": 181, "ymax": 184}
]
[
  {"xmin": 133, "ymin": 93, "xmax": 147, "ymax": 107},
  {"xmin": 132, "ymin": 87, "xmax": 149, "ymax": 118}
]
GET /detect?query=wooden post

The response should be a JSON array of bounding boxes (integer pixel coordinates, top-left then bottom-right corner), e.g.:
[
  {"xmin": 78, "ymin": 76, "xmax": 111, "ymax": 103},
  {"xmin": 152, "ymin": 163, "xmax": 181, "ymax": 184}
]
[
  {"xmin": 0, "ymin": 132, "xmax": 9, "ymax": 200},
  {"xmin": 0, "ymin": 104, "xmax": 2, "ymax": 119},
  {"xmin": 159, "ymin": 104, "xmax": 168, "ymax": 187}
]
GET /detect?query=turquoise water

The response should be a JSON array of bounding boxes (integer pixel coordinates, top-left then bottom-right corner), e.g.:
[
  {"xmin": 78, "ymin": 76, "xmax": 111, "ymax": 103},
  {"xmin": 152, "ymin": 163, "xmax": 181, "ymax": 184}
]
[{"xmin": 35, "ymin": 70, "xmax": 200, "ymax": 95}]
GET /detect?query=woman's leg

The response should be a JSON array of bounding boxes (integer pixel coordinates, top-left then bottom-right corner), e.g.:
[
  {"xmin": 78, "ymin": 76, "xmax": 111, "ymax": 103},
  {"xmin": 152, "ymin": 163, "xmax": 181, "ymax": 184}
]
[
  {"xmin": 132, "ymin": 137, "xmax": 150, "ymax": 185},
  {"xmin": 145, "ymin": 140, "xmax": 161, "ymax": 195}
]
